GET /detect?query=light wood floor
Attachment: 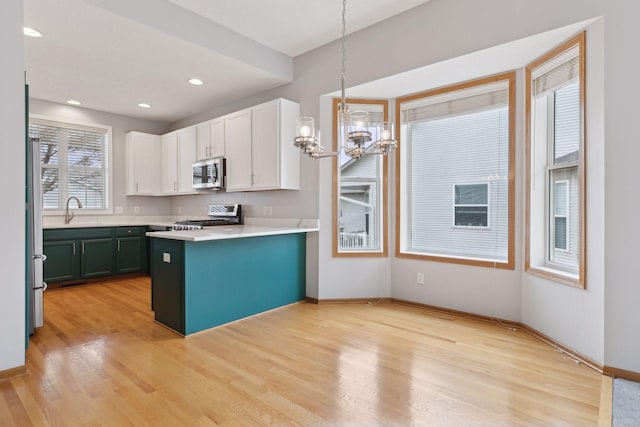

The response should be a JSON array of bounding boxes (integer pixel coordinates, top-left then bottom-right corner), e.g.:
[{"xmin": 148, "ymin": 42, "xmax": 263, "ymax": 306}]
[{"xmin": 1, "ymin": 277, "xmax": 603, "ymax": 426}]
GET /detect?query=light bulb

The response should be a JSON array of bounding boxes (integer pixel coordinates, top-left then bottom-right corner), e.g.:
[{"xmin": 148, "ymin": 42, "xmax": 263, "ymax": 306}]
[
  {"xmin": 299, "ymin": 125, "xmax": 312, "ymax": 137},
  {"xmin": 381, "ymin": 130, "xmax": 391, "ymax": 140}
]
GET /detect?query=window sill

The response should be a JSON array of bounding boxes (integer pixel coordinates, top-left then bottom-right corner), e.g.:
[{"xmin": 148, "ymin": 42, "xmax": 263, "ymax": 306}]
[
  {"xmin": 525, "ymin": 265, "xmax": 584, "ymax": 289},
  {"xmin": 397, "ymin": 250, "xmax": 513, "ymax": 270}
]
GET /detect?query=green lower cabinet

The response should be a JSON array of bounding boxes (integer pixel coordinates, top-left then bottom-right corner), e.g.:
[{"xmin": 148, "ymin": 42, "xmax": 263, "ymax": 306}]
[
  {"xmin": 116, "ymin": 236, "xmax": 145, "ymax": 273},
  {"xmin": 43, "ymin": 240, "xmax": 78, "ymax": 282},
  {"xmin": 80, "ymin": 238, "xmax": 114, "ymax": 278},
  {"xmin": 43, "ymin": 226, "xmax": 150, "ymax": 284}
]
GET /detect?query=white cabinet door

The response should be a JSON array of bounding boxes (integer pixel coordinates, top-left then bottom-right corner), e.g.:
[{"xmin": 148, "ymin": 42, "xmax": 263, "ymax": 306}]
[
  {"xmin": 125, "ymin": 131, "xmax": 160, "ymax": 195},
  {"xmin": 211, "ymin": 117, "xmax": 225, "ymax": 158},
  {"xmin": 177, "ymin": 126, "xmax": 197, "ymax": 193},
  {"xmin": 161, "ymin": 132, "xmax": 178, "ymax": 194},
  {"xmin": 251, "ymin": 101, "xmax": 280, "ymax": 190},
  {"xmin": 225, "ymin": 109, "xmax": 253, "ymax": 191},
  {"xmin": 196, "ymin": 121, "xmax": 210, "ymax": 160}
]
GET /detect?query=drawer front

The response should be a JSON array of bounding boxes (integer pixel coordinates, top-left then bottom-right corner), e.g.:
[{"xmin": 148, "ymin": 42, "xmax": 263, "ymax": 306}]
[
  {"xmin": 44, "ymin": 227, "xmax": 113, "ymax": 241},
  {"xmin": 115, "ymin": 226, "xmax": 147, "ymax": 237}
]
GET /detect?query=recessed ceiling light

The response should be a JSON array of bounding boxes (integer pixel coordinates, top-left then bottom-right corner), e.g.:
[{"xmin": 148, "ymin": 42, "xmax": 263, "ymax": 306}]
[
  {"xmin": 66, "ymin": 100, "xmax": 81, "ymax": 106},
  {"xmin": 23, "ymin": 27, "xmax": 43, "ymax": 38},
  {"xmin": 138, "ymin": 103, "xmax": 152, "ymax": 108},
  {"xmin": 188, "ymin": 78, "xmax": 204, "ymax": 86}
]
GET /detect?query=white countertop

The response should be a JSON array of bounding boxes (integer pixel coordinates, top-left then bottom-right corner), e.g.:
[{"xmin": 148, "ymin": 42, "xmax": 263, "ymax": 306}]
[
  {"xmin": 43, "ymin": 215, "xmax": 179, "ymax": 229},
  {"xmin": 146, "ymin": 220, "xmax": 319, "ymax": 242}
]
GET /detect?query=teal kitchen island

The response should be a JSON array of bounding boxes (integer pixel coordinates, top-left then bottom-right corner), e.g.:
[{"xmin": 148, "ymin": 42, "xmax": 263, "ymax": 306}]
[{"xmin": 146, "ymin": 223, "xmax": 317, "ymax": 335}]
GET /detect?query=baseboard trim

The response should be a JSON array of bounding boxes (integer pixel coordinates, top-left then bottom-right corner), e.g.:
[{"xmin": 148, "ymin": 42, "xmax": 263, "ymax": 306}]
[
  {"xmin": 603, "ymin": 365, "xmax": 640, "ymax": 382},
  {"xmin": 390, "ymin": 298, "xmax": 521, "ymax": 328},
  {"xmin": 519, "ymin": 324, "xmax": 604, "ymax": 373},
  {"xmin": 306, "ymin": 297, "xmax": 391, "ymax": 305},
  {"xmin": 0, "ymin": 365, "xmax": 26, "ymax": 382},
  {"xmin": 305, "ymin": 296, "xmax": 607, "ymax": 375}
]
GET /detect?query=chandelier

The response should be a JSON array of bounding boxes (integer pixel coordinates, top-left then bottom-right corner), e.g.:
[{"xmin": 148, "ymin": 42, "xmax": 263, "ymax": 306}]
[{"xmin": 293, "ymin": 0, "xmax": 397, "ymax": 160}]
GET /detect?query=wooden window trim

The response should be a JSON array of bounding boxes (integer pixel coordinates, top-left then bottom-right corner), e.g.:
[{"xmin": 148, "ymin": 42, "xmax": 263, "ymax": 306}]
[
  {"xmin": 525, "ymin": 32, "xmax": 586, "ymax": 289},
  {"xmin": 394, "ymin": 72, "xmax": 516, "ymax": 270},
  {"xmin": 332, "ymin": 98, "xmax": 389, "ymax": 258}
]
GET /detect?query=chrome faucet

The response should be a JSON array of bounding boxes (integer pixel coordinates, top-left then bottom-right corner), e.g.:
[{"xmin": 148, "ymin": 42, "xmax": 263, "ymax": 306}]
[{"xmin": 65, "ymin": 196, "xmax": 83, "ymax": 224}]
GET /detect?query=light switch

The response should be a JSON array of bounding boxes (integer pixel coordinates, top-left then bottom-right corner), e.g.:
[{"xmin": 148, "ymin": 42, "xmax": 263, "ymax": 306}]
[{"xmin": 163, "ymin": 252, "xmax": 171, "ymax": 263}]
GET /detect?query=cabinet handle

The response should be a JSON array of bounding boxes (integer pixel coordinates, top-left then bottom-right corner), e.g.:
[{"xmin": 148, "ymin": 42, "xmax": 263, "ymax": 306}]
[
  {"xmin": 117, "ymin": 240, "xmax": 121, "ymax": 252},
  {"xmin": 205, "ymin": 146, "xmax": 209, "ymax": 157},
  {"xmin": 72, "ymin": 242, "xmax": 76, "ymax": 256},
  {"xmin": 136, "ymin": 182, "xmax": 139, "ymax": 192},
  {"xmin": 82, "ymin": 242, "xmax": 85, "ymax": 255}
]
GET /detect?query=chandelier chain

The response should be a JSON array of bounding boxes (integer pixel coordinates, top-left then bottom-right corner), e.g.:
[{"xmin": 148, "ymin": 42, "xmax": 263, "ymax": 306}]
[{"xmin": 341, "ymin": 0, "xmax": 347, "ymax": 108}]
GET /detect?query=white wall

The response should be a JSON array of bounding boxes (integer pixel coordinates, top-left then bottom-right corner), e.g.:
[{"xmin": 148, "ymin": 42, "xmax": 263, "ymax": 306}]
[
  {"xmin": 0, "ymin": 0, "xmax": 26, "ymax": 371},
  {"xmin": 602, "ymin": 0, "xmax": 640, "ymax": 373},
  {"xmin": 29, "ymin": 99, "xmax": 172, "ymax": 218},
  {"xmin": 522, "ymin": 18, "xmax": 606, "ymax": 363}
]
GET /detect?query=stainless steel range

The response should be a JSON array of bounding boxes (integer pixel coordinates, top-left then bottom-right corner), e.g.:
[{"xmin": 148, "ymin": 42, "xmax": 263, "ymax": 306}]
[{"xmin": 173, "ymin": 204, "xmax": 242, "ymax": 231}]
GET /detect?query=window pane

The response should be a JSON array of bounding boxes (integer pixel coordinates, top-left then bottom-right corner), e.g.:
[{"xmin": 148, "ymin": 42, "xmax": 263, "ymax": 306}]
[
  {"xmin": 32, "ymin": 120, "xmax": 108, "ymax": 210},
  {"xmin": 408, "ymin": 106, "xmax": 509, "ymax": 261},
  {"xmin": 42, "ymin": 166, "xmax": 59, "ymax": 209},
  {"xmin": 455, "ymin": 184, "xmax": 488, "ymax": 205},
  {"xmin": 337, "ymin": 111, "xmax": 382, "ymax": 253},
  {"xmin": 549, "ymin": 167, "xmax": 578, "ymax": 270},
  {"xmin": 554, "ymin": 80, "xmax": 580, "ymax": 164},
  {"xmin": 455, "ymin": 206, "xmax": 488, "ymax": 227},
  {"xmin": 554, "ymin": 217, "xmax": 567, "ymax": 250}
]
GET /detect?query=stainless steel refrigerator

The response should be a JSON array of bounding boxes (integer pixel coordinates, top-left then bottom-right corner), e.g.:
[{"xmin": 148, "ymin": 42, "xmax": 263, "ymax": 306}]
[{"xmin": 27, "ymin": 135, "xmax": 46, "ymax": 335}]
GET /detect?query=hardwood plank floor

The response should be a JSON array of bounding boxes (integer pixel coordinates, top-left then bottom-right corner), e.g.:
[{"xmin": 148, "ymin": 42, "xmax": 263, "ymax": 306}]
[{"xmin": 1, "ymin": 277, "xmax": 602, "ymax": 426}]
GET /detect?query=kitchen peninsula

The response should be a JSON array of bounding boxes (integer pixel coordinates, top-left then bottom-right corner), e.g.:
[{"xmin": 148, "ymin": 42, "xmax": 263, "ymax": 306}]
[{"xmin": 146, "ymin": 220, "xmax": 318, "ymax": 335}]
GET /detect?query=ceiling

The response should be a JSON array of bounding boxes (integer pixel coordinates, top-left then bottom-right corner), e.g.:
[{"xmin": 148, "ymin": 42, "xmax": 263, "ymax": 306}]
[{"xmin": 23, "ymin": 0, "xmax": 432, "ymax": 124}]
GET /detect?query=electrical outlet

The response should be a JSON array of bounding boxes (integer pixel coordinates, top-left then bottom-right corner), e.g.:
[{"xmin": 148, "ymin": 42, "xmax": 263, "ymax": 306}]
[
  {"xmin": 114, "ymin": 206, "xmax": 123, "ymax": 214},
  {"xmin": 267, "ymin": 206, "xmax": 273, "ymax": 216},
  {"xmin": 178, "ymin": 206, "xmax": 183, "ymax": 214},
  {"xmin": 263, "ymin": 206, "xmax": 268, "ymax": 215},
  {"xmin": 417, "ymin": 272, "xmax": 425, "ymax": 285},
  {"xmin": 133, "ymin": 206, "xmax": 140, "ymax": 214}
]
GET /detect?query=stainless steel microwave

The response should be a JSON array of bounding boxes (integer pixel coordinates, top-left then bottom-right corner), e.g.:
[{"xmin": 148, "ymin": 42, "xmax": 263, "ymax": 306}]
[{"xmin": 192, "ymin": 157, "xmax": 225, "ymax": 189}]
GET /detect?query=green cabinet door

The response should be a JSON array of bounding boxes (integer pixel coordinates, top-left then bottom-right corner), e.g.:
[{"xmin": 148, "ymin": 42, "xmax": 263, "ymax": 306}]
[
  {"xmin": 43, "ymin": 240, "xmax": 79, "ymax": 282},
  {"xmin": 80, "ymin": 238, "xmax": 114, "ymax": 278},
  {"xmin": 116, "ymin": 237, "xmax": 143, "ymax": 273},
  {"xmin": 150, "ymin": 238, "xmax": 185, "ymax": 334}
]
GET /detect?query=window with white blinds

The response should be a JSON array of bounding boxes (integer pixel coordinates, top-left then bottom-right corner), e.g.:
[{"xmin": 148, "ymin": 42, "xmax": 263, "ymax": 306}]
[
  {"xmin": 333, "ymin": 100, "xmax": 388, "ymax": 256},
  {"xmin": 525, "ymin": 32, "xmax": 585, "ymax": 288},
  {"xmin": 397, "ymin": 73, "xmax": 515, "ymax": 268},
  {"xmin": 29, "ymin": 119, "xmax": 110, "ymax": 211}
]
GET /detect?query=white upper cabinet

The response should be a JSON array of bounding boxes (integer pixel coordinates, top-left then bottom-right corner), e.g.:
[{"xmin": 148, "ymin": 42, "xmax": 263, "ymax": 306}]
[
  {"xmin": 196, "ymin": 117, "xmax": 225, "ymax": 160},
  {"xmin": 125, "ymin": 131, "xmax": 160, "ymax": 195},
  {"xmin": 161, "ymin": 132, "xmax": 178, "ymax": 194},
  {"xmin": 225, "ymin": 98, "xmax": 300, "ymax": 192},
  {"xmin": 162, "ymin": 126, "xmax": 197, "ymax": 195},
  {"xmin": 224, "ymin": 108, "xmax": 253, "ymax": 191}
]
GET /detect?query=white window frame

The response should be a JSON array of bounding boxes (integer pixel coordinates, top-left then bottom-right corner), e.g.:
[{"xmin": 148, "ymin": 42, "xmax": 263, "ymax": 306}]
[
  {"xmin": 30, "ymin": 114, "xmax": 113, "ymax": 215},
  {"xmin": 395, "ymin": 72, "xmax": 516, "ymax": 269},
  {"xmin": 525, "ymin": 32, "xmax": 585, "ymax": 288},
  {"xmin": 453, "ymin": 183, "xmax": 490, "ymax": 229}
]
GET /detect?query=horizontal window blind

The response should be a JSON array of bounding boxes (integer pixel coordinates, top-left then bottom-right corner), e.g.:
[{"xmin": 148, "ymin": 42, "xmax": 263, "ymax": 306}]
[
  {"xmin": 534, "ymin": 55, "xmax": 579, "ymax": 97},
  {"xmin": 402, "ymin": 81, "xmax": 510, "ymax": 262},
  {"xmin": 29, "ymin": 120, "xmax": 108, "ymax": 210}
]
